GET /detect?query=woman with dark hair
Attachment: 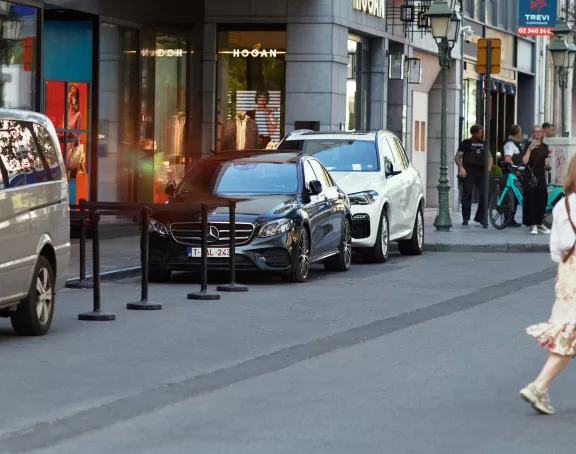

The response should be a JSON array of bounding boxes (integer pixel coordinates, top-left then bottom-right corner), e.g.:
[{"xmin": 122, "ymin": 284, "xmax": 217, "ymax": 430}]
[
  {"xmin": 522, "ymin": 125, "xmax": 551, "ymax": 235},
  {"xmin": 66, "ymin": 84, "xmax": 84, "ymax": 178}
]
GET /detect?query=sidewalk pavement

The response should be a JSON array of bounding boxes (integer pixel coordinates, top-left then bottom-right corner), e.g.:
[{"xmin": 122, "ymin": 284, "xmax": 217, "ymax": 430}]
[
  {"xmin": 423, "ymin": 208, "xmax": 549, "ymax": 253},
  {"xmin": 67, "ymin": 209, "xmax": 549, "ymax": 283}
]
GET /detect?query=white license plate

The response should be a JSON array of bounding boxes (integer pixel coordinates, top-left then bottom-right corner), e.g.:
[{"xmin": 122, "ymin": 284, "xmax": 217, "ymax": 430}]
[{"xmin": 187, "ymin": 247, "xmax": 230, "ymax": 258}]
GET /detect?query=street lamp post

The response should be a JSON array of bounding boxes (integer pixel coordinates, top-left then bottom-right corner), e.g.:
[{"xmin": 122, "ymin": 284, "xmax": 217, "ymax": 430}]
[
  {"xmin": 548, "ymin": 19, "xmax": 575, "ymax": 137},
  {"xmin": 425, "ymin": 1, "xmax": 460, "ymax": 232}
]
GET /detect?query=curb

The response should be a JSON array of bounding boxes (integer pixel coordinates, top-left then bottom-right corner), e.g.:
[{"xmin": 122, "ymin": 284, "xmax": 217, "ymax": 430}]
[
  {"xmin": 424, "ymin": 243, "xmax": 549, "ymax": 253},
  {"xmin": 66, "ymin": 266, "xmax": 141, "ymax": 286}
]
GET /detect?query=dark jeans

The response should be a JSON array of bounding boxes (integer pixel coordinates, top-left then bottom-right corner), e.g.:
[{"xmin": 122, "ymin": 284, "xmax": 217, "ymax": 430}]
[{"xmin": 462, "ymin": 169, "xmax": 485, "ymax": 223}]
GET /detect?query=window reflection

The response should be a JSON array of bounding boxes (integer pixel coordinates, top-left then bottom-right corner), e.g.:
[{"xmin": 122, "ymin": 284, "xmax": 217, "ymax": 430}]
[{"xmin": 0, "ymin": 2, "xmax": 36, "ymax": 110}]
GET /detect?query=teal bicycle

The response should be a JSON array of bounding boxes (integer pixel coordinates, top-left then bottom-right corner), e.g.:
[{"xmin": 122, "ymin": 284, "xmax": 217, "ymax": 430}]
[{"xmin": 489, "ymin": 164, "xmax": 565, "ymax": 230}]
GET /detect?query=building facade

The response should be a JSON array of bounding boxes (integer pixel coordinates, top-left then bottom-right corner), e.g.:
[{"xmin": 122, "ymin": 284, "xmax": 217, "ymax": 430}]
[{"xmin": 0, "ymin": 0, "xmax": 544, "ymax": 211}]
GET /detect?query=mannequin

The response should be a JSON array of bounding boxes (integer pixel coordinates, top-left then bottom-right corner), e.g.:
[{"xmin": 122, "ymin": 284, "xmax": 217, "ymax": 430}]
[{"xmin": 221, "ymin": 112, "xmax": 259, "ymax": 151}]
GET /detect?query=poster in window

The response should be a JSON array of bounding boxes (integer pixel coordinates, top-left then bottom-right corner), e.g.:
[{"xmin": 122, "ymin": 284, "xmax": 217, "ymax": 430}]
[{"xmin": 235, "ymin": 90, "xmax": 282, "ymax": 148}]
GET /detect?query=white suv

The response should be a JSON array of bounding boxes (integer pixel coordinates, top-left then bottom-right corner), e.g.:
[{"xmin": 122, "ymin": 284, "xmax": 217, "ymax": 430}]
[
  {"xmin": 0, "ymin": 110, "xmax": 70, "ymax": 335},
  {"xmin": 278, "ymin": 130, "xmax": 425, "ymax": 262}
]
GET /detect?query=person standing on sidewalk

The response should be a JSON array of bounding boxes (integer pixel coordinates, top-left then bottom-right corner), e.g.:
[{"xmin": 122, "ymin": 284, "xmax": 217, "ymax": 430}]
[
  {"xmin": 520, "ymin": 154, "xmax": 576, "ymax": 415},
  {"xmin": 542, "ymin": 122, "xmax": 556, "ymax": 138},
  {"xmin": 455, "ymin": 124, "xmax": 493, "ymax": 226},
  {"xmin": 522, "ymin": 126, "xmax": 551, "ymax": 235},
  {"xmin": 502, "ymin": 125, "xmax": 523, "ymax": 227}
]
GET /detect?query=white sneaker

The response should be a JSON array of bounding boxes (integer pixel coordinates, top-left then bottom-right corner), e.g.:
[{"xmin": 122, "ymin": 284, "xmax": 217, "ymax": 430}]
[
  {"xmin": 520, "ymin": 383, "xmax": 555, "ymax": 415},
  {"xmin": 530, "ymin": 226, "xmax": 538, "ymax": 235},
  {"xmin": 538, "ymin": 225, "xmax": 551, "ymax": 234}
]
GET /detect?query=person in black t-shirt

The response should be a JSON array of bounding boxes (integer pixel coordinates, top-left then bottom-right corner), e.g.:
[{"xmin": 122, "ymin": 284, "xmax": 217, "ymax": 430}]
[{"xmin": 455, "ymin": 124, "xmax": 493, "ymax": 225}]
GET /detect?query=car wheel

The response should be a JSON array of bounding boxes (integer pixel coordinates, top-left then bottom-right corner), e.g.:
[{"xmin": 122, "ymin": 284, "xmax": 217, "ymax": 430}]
[
  {"xmin": 324, "ymin": 217, "xmax": 352, "ymax": 272},
  {"xmin": 362, "ymin": 209, "xmax": 389, "ymax": 263},
  {"xmin": 398, "ymin": 207, "xmax": 424, "ymax": 256},
  {"xmin": 148, "ymin": 267, "xmax": 171, "ymax": 283},
  {"xmin": 285, "ymin": 228, "xmax": 310, "ymax": 283},
  {"xmin": 10, "ymin": 256, "xmax": 55, "ymax": 336}
]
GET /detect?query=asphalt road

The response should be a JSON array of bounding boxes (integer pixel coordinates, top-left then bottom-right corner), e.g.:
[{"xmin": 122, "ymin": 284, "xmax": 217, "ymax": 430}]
[{"xmin": 0, "ymin": 251, "xmax": 572, "ymax": 453}]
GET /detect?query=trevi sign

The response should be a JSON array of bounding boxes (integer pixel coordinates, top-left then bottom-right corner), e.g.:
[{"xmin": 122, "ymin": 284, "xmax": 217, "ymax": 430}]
[{"xmin": 352, "ymin": 0, "xmax": 385, "ymax": 19}]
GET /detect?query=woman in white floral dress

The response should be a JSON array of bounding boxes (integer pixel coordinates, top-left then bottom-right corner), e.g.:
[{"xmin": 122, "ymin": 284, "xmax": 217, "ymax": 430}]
[{"xmin": 520, "ymin": 153, "xmax": 576, "ymax": 415}]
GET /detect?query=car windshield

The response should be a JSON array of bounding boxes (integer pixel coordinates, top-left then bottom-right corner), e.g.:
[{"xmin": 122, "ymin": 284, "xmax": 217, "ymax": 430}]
[
  {"xmin": 179, "ymin": 160, "xmax": 298, "ymax": 195},
  {"xmin": 282, "ymin": 139, "xmax": 379, "ymax": 172}
]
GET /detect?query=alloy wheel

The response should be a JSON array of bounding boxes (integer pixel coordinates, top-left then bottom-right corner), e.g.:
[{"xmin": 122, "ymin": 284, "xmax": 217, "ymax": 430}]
[
  {"xmin": 343, "ymin": 220, "xmax": 352, "ymax": 267},
  {"xmin": 299, "ymin": 231, "xmax": 310, "ymax": 279},
  {"xmin": 381, "ymin": 214, "xmax": 389, "ymax": 256},
  {"xmin": 36, "ymin": 267, "xmax": 53, "ymax": 326},
  {"xmin": 416, "ymin": 211, "xmax": 424, "ymax": 250}
]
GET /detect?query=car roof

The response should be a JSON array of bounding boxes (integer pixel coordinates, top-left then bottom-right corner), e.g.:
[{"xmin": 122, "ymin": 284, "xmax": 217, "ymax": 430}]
[
  {"xmin": 284, "ymin": 130, "xmax": 395, "ymax": 141},
  {"xmin": 204, "ymin": 150, "xmax": 304, "ymax": 164},
  {"xmin": 0, "ymin": 109, "xmax": 55, "ymax": 129}
]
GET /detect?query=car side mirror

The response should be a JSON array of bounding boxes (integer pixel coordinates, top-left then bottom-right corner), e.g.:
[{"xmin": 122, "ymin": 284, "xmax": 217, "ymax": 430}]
[
  {"xmin": 309, "ymin": 180, "xmax": 323, "ymax": 195},
  {"xmin": 386, "ymin": 162, "xmax": 402, "ymax": 178},
  {"xmin": 165, "ymin": 180, "xmax": 176, "ymax": 196}
]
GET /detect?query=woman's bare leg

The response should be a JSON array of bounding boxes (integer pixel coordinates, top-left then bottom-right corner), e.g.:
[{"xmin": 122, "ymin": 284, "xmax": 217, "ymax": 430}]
[{"xmin": 534, "ymin": 353, "xmax": 572, "ymax": 390}]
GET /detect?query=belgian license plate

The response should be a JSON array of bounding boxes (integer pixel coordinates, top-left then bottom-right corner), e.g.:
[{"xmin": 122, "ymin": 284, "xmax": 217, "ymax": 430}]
[{"xmin": 187, "ymin": 247, "xmax": 230, "ymax": 258}]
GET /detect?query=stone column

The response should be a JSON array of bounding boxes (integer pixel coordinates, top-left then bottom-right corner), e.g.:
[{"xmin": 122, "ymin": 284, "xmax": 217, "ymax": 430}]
[
  {"xmin": 201, "ymin": 23, "xmax": 217, "ymax": 155},
  {"xmin": 427, "ymin": 61, "xmax": 460, "ymax": 210},
  {"xmin": 369, "ymin": 38, "xmax": 388, "ymax": 131},
  {"xmin": 285, "ymin": 21, "xmax": 348, "ymax": 132}
]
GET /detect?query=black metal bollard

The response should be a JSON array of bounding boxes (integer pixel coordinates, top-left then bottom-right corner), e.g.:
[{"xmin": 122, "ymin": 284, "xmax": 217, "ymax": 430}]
[
  {"xmin": 78, "ymin": 211, "xmax": 116, "ymax": 321},
  {"xmin": 127, "ymin": 207, "xmax": 163, "ymax": 310},
  {"xmin": 67, "ymin": 200, "xmax": 93, "ymax": 289},
  {"xmin": 217, "ymin": 201, "xmax": 248, "ymax": 292},
  {"xmin": 188, "ymin": 203, "xmax": 221, "ymax": 300}
]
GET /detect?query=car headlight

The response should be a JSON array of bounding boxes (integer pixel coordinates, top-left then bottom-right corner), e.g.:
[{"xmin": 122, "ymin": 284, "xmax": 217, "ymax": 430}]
[
  {"xmin": 258, "ymin": 219, "xmax": 294, "ymax": 238},
  {"xmin": 149, "ymin": 218, "xmax": 169, "ymax": 236},
  {"xmin": 348, "ymin": 190, "xmax": 378, "ymax": 205}
]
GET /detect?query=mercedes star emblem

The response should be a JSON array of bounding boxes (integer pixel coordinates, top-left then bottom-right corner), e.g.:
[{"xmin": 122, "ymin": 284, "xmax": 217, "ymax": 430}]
[{"xmin": 207, "ymin": 225, "xmax": 220, "ymax": 243}]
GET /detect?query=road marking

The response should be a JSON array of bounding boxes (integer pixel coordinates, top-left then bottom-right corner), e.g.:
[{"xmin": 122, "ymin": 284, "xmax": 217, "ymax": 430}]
[{"xmin": 1, "ymin": 265, "xmax": 556, "ymax": 452}]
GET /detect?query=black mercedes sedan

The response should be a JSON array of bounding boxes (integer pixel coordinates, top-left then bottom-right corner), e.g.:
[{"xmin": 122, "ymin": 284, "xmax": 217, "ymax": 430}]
[{"xmin": 148, "ymin": 151, "xmax": 352, "ymax": 283}]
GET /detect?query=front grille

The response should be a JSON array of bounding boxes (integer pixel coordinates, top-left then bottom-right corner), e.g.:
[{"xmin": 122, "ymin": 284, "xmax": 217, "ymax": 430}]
[{"xmin": 170, "ymin": 222, "xmax": 254, "ymax": 247}]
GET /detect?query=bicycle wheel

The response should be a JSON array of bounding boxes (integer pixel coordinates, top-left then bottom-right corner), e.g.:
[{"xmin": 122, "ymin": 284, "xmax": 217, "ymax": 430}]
[{"xmin": 489, "ymin": 189, "xmax": 514, "ymax": 230}]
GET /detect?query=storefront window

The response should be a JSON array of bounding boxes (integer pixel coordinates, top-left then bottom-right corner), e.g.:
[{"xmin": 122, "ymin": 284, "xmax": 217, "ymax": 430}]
[
  {"xmin": 153, "ymin": 34, "xmax": 186, "ymax": 202},
  {"xmin": 217, "ymin": 31, "xmax": 286, "ymax": 151},
  {"xmin": 0, "ymin": 3, "xmax": 37, "ymax": 110},
  {"xmin": 98, "ymin": 23, "xmax": 139, "ymax": 202},
  {"xmin": 463, "ymin": 78, "xmax": 477, "ymax": 139}
]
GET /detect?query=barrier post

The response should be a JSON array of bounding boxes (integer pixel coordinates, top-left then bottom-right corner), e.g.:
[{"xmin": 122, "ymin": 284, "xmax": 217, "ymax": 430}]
[
  {"xmin": 217, "ymin": 200, "xmax": 248, "ymax": 292},
  {"xmin": 66, "ymin": 199, "xmax": 93, "ymax": 289},
  {"xmin": 188, "ymin": 203, "xmax": 221, "ymax": 300},
  {"xmin": 78, "ymin": 211, "xmax": 116, "ymax": 321},
  {"xmin": 127, "ymin": 207, "xmax": 163, "ymax": 310}
]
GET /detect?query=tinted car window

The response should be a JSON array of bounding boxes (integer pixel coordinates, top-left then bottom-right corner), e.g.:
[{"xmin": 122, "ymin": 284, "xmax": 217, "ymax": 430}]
[
  {"xmin": 378, "ymin": 136, "xmax": 396, "ymax": 167},
  {"xmin": 179, "ymin": 160, "xmax": 298, "ymax": 196},
  {"xmin": 290, "ymin": 139, "xmax": 379, "ymax": 172},
  {"xmin": 387, "ymin": 138, "xmax": 408, "ymax": 169},
  {"xmin": 303, "ymin": 161, "xmax": 317, "ymax": 186},
  {"xmin": 0, "ymin": 120, "xmax": 50, "ymax": 188},
  {"xmin": 33, "ymin": 123, "xmax": 62, "ymax": 180},
  {"xmin": 309, "ymin": 159, "xmax": 333, "ymax": 188}
]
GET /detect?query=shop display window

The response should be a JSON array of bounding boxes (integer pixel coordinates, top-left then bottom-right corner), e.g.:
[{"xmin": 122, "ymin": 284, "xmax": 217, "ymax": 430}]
[
  {"xmin": 153, "ymin": 34, "xmax": 187, "ymax": 203},
  {"xmin": 45, "ymin": 80, "xmax": 90, "ymax": 203},
  {"xmin": 0, "ymin": 3, "xmax": 37, "ymax": 110},
  {"xmin": 217, "ymin": 31, "xmax": 286, "ymax": 151}
]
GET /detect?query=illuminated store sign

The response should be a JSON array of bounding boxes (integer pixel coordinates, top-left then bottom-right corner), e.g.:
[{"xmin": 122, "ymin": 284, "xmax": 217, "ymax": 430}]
[
  {"xmin": 352, "ymin": 0, "xmax": 385, "ymax": 19},
  {"xmin": 140, "ymin": 49, "xmax": 184, "ymax": 57}
]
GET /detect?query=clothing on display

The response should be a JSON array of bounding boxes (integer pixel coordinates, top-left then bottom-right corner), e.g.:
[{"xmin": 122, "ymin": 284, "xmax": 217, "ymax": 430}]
[{"xmin": 221, "ymin": 112, "xmax": 259, "ymax": 151}]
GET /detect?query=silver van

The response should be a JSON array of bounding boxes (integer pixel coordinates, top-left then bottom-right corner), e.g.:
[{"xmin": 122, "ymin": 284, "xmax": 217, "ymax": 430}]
[{"xmin": 0, "ymin": 110, "xmax": 70, "ymax": 335}]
